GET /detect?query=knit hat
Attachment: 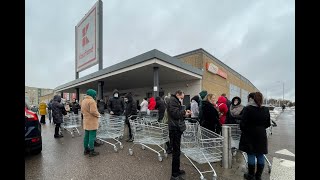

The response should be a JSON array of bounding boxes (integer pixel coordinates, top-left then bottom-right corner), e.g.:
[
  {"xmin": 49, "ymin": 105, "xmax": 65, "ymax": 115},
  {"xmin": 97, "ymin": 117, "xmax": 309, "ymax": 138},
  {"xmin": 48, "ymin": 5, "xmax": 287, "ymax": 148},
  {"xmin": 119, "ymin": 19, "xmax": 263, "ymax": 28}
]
[
  {"xmin": 86, "ymin": 89, "xmax": 97, "ymax": 99},
  {"xmin": 199, "ymin": 90, "xmax": 208, "ymax": 99}
]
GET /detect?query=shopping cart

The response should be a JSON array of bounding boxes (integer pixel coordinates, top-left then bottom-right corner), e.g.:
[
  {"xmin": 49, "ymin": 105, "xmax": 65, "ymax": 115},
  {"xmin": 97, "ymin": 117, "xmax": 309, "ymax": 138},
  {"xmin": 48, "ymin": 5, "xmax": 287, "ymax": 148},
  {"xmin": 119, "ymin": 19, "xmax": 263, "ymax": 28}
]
[
  {"xmin": 61, "ymin": 112, "xmax": 82, "ymax": 138},
  {"xmin": 128, "ymin": 116, "xmax": 169, "ymax": 162},
  {"xmin": 96, "ymin": 114, "xmax": 125, "ymax": 152},
  {"xmin": 181, "ymin": 121, "xmax": 224, "ymax": 180},
  {"xmin": 142, "ymin": 110, "xmax": 159, "ymax": 124},
  {"xmin": 223, "ymin": 124, "xmax": 272, "ymax": 174}
]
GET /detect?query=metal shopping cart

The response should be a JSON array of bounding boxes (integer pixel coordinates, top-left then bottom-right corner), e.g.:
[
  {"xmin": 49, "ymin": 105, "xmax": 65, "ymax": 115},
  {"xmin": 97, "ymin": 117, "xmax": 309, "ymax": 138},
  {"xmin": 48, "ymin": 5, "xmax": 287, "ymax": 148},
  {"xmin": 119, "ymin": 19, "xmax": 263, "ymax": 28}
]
[
  {"xmin": 96, "ymin": 114, "xmax": 125, "ymax": 152},
  {"xmin": 128, "ymin": 116, "xmax": 169, "ymax": 162},
  {"xmin": 141, "ymin": 110, "xmax": 159, "ymax": 124},
  {"xmin": 223, "ymin": 124, "xmax": 272, "ymax": 174},
  {"xmin": 61, "ymin": 112, "xmax": 82, "ymax": 138},
  {"xmin": 181, "ymin": 121, "xmax": 224, "ymax": 180}
]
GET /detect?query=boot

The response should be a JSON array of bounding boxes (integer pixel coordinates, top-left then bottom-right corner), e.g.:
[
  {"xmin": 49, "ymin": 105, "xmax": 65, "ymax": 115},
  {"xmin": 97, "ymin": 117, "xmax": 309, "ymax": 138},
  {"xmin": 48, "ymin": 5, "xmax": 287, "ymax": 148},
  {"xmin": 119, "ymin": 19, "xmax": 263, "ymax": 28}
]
[
  {"xmin": 89, "ymin": 149, "xmax": 100, "ymax": 157},
  {"xmin": 126, "ymin": 137, "xmax": 134, "ymax": 142},
  {"xmin": 244, "ymin": 164, "xmax": 256, "ymax": 180},
  {"xmin": 84, "ymin": 148, "xmax": 90, "ymax": 155},
  {"xmin": 94, "ymin": 140, "xmax": 101, "ymax": 147},
  {"xmin": 170, "ymin": 175, "xmax": 185, "ymax": 180},
  {"xmin": 166, "ymin": 142, "xmax": 172, "ymax": 154},
  {"xmin": 255, "ymin": 164, "xmax": 264, "ymax": 180}
]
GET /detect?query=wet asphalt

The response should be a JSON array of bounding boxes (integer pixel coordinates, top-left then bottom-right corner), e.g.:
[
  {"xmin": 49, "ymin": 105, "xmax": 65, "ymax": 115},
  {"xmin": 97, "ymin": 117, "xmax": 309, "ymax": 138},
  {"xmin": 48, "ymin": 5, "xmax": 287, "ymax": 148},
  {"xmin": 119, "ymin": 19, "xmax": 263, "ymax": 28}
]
[{"xmin": 25, "ymin": 109, "xmax": 295, "ymax": 180}]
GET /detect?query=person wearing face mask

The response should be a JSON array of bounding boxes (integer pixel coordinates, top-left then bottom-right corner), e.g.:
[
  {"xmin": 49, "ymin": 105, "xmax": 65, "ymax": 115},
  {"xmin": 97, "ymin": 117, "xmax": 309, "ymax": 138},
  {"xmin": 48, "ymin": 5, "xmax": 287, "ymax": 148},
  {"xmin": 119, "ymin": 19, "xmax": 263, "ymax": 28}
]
[
  {"xmin": 225, "ymin": 96, "xmax": 244, "ymax": 124},
  {"xmin": 107, "ymin": 89, "xmax": 125, "ymax": 116},
  {"xmin": 167, "ymin": 90, "xmax": 191, "ymax": 180},
  {"xmin": 124, "ymin": 93, "xmax": 137, "ymax": 142}
]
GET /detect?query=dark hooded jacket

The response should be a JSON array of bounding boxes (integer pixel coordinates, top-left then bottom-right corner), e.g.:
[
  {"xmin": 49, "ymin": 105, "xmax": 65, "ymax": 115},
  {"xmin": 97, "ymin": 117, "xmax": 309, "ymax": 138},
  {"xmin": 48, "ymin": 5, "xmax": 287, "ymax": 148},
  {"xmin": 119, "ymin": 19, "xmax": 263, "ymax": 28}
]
[
  {"xmin": 107, "ymin": 89, "xmax": 124, "ymax": 115},
  {"xmin": 97, "ymin": 100, "xmax": 106, "ymax": 114},
  {"xmin": 225, "ymin": 96, "xmax": 244, "ymax": 124},
  {"xmin": 167, "ymin": 95, "xmax": 186, "ymax": 131},
  {"xmin": 124, "ymin": 93, "xmax": 137, "ymax": 117},
  {"xmin": 155, "ymin": 97, "xmax": 166, "ymax": 121},
  {"xmin": 201, "ymin": 100, "xmax": 221, "ymax": 133},
  {"xmin": 72, "ymin": 101, "xmax": 81, "ymax": 114},
  {"xmin": 198, "ymin": 90, "xmax": 208, "ymax": 122},
  {"xmin": 52, "ymin": 95, "xmax": 67, "ymax": 124}
]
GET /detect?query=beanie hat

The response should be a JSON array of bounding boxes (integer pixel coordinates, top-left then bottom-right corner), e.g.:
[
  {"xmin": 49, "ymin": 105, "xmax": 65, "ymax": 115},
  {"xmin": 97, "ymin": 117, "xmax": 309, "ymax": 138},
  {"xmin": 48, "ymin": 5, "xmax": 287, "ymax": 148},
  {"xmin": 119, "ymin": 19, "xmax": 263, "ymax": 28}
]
[{"xmin": 86, "ymin": 89, "xmax": 97, "ymax": 99}]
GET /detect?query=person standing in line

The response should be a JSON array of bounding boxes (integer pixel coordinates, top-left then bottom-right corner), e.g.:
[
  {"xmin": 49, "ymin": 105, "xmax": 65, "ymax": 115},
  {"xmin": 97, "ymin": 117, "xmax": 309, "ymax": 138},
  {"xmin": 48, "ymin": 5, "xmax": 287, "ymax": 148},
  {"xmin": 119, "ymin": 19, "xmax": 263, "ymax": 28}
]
[
  {"xmin": 39, "ymin": 101, "xmax": 47, "ymax": 124},
  {"xmin": 51, "ymin": 95, "xmax": 67, "ymax": 138},
  {"xmin": 72, "ymin": 99, "xmax": 81, "ymax": 115},
  {"xmin": 239, "ymin": 92, "xmax": 271, "ymax": 180},
  {"xmin": 97, "ymin": 99, "xmax": 106, "ymax": 115},
  {"xmin": 200, "ymin": 94, "xmax": 221, "ymax": 133},
  {"xmin": 48, "ymin": 99, "xmax": 53, "ymax": 123},
  {"xmin": 190, "ymin": 95, "xmax": 200, "ymax": 119},
  {"xmin": 225, "ymin": 96, "xmax": 244, "ymax": 124},
  {"xmin": 81, "ymin": 89, "xmax": 101, "ymax": 157},
  {"xmin": 167, "ymin": 90, "xmax": 191, "ymax": 180},
  {"xmin": 124, "ymin": 93, "xmax": 137, "ymax": 142},
  {"xmin": 155, "ymin": 96, "xmax": 166, "ymax": 122},
  {"xmin": 148, "ymin": 96, "xmax": 156, "ymax": 110},
  {"xmin": 140, "ymin": 97, "xmax": 148, "ymax": 112},
  {"xmin": 198, "ymin": 90, "xmax": 208, "ymax": 124},
  {"xmin": 107, "ymin": 89, "xmax": 125, "ymax": 115}
]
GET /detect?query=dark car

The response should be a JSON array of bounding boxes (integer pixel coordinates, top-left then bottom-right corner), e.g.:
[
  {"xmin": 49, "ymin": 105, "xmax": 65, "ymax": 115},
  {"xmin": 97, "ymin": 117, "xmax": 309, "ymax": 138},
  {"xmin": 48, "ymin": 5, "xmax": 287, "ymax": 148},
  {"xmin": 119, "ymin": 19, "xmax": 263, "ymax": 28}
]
[{"xmin": 25, "ymin": 103, "xmax": 42, "ymax": 154}]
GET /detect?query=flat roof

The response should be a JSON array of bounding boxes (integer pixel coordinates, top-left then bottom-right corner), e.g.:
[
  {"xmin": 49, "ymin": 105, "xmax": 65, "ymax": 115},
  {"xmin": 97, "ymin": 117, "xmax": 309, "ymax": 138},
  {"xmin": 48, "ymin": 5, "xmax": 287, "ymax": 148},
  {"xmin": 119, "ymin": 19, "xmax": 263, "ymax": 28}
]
[
  {"xmin": 174, "ymin": 48, "xmax": 259, "ymax": 91},
  {"xmin": 54, "ymin": 49, "xmax": 203, "ymax": 91}
]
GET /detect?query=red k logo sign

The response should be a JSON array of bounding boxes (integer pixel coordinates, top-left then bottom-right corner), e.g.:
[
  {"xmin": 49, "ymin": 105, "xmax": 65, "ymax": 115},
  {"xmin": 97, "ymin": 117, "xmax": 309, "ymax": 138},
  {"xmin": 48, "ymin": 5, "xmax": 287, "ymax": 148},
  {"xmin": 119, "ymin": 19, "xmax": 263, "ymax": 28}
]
[{"xmin": 82, "ymin": 24, "xmax": 90, "ymax": 47}]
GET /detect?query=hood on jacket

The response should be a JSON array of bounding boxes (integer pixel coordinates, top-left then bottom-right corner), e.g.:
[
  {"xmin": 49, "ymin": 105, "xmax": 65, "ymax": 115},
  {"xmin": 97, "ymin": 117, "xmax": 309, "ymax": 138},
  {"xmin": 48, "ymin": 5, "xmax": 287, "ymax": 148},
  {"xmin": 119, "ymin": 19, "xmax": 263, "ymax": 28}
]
[
  {"xmin": 86, "ymin": 89, "xmax": 97, "ymax": 99},
  {"xmin": 53, "ymin": 95, "xmax": 61, "ymax": 103},
  {"xmin": 231, "ymin": 96, "xmax": 241, "ymax": 106},
  {"xmin": 113, "ymin": 89, "xmax": 120, "ymax": 95},
  {"xmin": 199, "ymin": 90, "xmax": 208, "ymax": 100},
  {"xmin": 191, "ymin": 95, "xmax": 200, "ymax": 104},
  {"xmin": 149, "ymin": 97, "xmax": 155, "ymax": 103},
  {"xmin": 217, "ymin": 96, "xmax": 227, "ymax": 104},
  {"xmin": 124, "ymin": 93, "xmax": 133, "ymax": 102}
]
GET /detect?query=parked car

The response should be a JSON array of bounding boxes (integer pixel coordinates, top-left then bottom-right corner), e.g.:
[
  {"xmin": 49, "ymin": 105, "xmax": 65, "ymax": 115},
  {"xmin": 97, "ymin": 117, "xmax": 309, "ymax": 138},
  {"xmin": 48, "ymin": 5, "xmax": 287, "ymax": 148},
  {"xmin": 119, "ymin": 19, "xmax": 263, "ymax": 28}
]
[{"xmin": 25, "ymin": 102, "xmax": 42, "ymax": 154}]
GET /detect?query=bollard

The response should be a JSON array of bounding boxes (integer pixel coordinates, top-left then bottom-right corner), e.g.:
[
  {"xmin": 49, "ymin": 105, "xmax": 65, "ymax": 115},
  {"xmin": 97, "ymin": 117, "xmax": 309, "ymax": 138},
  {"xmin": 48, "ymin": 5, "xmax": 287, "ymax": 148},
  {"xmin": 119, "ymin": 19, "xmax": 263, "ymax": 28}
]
[{"xmin": 222, "ymin": 125, "xmax": 232, "ymax": 169}]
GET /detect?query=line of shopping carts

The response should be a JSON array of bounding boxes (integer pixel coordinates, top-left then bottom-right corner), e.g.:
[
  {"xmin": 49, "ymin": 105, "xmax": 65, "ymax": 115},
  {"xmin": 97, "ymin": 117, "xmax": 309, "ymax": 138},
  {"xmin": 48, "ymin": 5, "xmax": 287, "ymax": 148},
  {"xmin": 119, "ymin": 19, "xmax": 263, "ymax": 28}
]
[{"xmin": 223, "ymin": 124, "xmax": 272, "ymax": 174}]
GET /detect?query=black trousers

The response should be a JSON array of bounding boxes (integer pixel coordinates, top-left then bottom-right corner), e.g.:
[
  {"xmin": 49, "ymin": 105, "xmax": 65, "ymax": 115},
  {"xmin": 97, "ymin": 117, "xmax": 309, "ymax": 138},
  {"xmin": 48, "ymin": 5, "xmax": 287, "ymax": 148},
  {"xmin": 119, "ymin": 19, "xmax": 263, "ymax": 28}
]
[
  {"xmin": 55, "ymin": 123, "xmax": 61, "ymax": 136},
  {"xmin": 125, "ymin": 117, "xmax": 133, "ymax": 138},
  {"xmin": 169, "ymin": 129, "xmax": 183, "ymax": 177},
  {"xmin": 40, "ymin": 115, "xmax": 45, "ymax": 124}
]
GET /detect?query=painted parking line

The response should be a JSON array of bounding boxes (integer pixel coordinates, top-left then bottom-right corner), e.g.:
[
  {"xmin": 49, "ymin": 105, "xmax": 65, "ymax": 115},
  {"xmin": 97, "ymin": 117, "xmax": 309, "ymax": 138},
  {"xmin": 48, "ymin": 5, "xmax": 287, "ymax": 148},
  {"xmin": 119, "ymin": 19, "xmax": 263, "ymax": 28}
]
[{"xmin": 275, "ymin": 149, "xmax": 295, "ymax": 157}]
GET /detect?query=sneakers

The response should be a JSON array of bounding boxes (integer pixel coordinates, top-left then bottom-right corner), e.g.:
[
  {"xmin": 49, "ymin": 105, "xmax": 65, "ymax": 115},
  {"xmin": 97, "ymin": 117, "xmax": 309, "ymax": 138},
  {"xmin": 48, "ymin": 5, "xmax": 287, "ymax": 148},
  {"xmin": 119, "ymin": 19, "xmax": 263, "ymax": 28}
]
[
  {"xmin": 84, "ymin": 148, "xmax": 90, "ymax": 155},
  {"xmin": 178, "ymin": 170, "xmax": 186, "ymax": 176},
  {"xmin": 89, "ymin": 150, "xmax": 100, "ymax": 157},
  {"xmin": 166, "ymin": 149, "xmax": 172, "ymax": 154},
  {"xmin": 170, "ymin": 176, "xmax": 185, "ymax": 180}
]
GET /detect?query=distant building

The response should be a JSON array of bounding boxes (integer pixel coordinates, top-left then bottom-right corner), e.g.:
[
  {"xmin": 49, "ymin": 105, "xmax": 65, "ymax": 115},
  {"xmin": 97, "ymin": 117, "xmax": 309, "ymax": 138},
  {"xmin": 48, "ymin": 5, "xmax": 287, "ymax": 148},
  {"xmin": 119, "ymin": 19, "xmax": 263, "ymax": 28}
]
[{"xmin": 25, "ymin": 86, "xmax": 53, "ymax": 105}]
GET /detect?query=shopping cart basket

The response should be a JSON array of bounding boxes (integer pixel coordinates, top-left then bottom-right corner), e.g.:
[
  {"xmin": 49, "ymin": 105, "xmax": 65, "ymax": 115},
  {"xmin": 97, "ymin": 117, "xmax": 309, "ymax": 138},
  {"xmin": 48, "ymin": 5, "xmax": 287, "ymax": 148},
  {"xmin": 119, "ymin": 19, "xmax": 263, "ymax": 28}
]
[
  {"xmin": 128, "ymin": 116, "xmax": 169, "ymax": 162},
  {"xmin": 61, "ymin": 113, "xmax": 82, "ymax": 138},
  {"xmin": 181, "ymin": 121, "xmax": 223, "ymax": 180},
  {"xmin": 96, "ymin": 114, "xmax": 125, "ymax": 152}
]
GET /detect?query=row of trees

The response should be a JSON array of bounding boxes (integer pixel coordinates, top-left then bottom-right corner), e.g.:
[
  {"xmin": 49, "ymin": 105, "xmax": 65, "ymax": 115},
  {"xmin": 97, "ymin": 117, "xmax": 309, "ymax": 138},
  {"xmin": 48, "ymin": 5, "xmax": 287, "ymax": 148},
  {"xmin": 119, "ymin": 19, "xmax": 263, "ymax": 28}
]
[{"xmin": 263, "ymin": 98, "xmax": 295, "ymax": 107}]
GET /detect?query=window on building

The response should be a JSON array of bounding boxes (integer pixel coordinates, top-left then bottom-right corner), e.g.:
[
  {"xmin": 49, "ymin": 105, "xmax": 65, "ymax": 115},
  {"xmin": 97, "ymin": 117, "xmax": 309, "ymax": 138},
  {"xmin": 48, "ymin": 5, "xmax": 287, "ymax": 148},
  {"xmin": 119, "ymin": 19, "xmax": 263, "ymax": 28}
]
[
  {"xmin": 229, "ymin": 84, "xmax": 240, "ymax": 100},
  {"xmin": 241, "ymin": 89, "xmax": 249, "ymax": 106}
]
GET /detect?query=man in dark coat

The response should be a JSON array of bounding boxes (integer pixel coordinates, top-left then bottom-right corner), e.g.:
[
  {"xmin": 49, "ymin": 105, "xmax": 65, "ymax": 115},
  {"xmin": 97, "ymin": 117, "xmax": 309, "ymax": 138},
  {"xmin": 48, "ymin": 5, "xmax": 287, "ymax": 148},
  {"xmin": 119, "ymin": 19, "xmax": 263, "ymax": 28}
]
[
  {"xmin": 155, "ymin": 96, "xmax": 166, "ymax": 122},
  {"xmin": 167, "ymin": 90, "xmax": 191, "ymax": 180},
  {"xmin": 51, "ymin": 95, "xmax": 67, "ymax": 138},
  {"xmin": 72, "ymin": 99, "xmax": 81, "ymax": 114},
  {"xmin": 97, "ymin": 99, "xmax": 106, "ymax": 114},
  {"xmin": 201, "ymin": 95, "xmax": 221, "ymax": 134},
  {"xmin": 198, "ymin": 90, "xmax": 208, "ymax": 124},
  {"xmin": 124, "ymin": 93, "xmax": 137, "ymax": 142},
  {"xmin": 239, "ymin": 92, "xmax": 271, "ymax": 180},
  {"xmin": 107, "ymin": 89, "xmax": 124, "ymax": 115}
]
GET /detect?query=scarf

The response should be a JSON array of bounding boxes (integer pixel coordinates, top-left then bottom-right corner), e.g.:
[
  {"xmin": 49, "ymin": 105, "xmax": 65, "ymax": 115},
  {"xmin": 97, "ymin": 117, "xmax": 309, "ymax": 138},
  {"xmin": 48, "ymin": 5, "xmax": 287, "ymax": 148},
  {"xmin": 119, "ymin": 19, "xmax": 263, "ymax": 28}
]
[
  {"xmin": 247, "ymin": 99, "xmax": 258, "ymax": 107},
  {"xmin": 230, "ymin": 104, "xmax": 244, "ymax": 117}
]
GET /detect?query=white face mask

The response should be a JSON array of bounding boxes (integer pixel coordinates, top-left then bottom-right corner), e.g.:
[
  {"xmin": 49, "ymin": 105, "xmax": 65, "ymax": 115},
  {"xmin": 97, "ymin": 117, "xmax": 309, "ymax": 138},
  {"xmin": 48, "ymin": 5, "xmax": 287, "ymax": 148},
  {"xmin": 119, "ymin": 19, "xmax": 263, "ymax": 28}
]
[{"xmin": 114, "ymin": 93, "xmax": 119, "ymax": 98}]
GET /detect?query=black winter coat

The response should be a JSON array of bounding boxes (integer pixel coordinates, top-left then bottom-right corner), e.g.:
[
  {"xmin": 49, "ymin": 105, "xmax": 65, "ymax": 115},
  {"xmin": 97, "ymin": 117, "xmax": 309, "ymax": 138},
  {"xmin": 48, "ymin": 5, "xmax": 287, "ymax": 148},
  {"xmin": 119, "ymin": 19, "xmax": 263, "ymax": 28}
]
[
  {"xmin": 107, "ymin": 97, "xmax": 124, "ymax": 115},
  {"xmin": 167, "ymin": 95, "xmax": 186, "ymax": 131},
  {"xmin": 97, "ymin": 101, "xmax": 106, "ymax": 114},
  {"xmin": 52, "ymin": 95, "xmax": 67, "ymax": 124},
  {"xmin": 155, "ymin": 98, "xmax": 166, "ymax": 120},
  {"xmin": 72, "ymin": 102, "xmax": 80, "ymax": 114},
  {"xmin": 239, "ymin": 105, "xmax": 271, "ymax": 154},
  {"xmin": 201, "ymin": 101, "xmax": 221, "ymax": 133},
  {"xmin": 124, "ymin": 94, "xmax": 137, "ymax": 117}
]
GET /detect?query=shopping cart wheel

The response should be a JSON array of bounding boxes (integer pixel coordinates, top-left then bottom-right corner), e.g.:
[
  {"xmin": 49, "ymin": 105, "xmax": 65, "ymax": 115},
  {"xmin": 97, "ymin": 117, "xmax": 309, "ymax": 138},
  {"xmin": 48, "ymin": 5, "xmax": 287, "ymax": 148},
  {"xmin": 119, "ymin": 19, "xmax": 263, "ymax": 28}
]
[
  {"xmin": 158, "ymin": 156, "xmax": 163, "ymax": 162},
  {"xmin": 268, "ymin": 166, "xmax": 271, "ymax": 174},
  {"xmin": 164, "ymin": 153, "xmax": 168, "ymax": 158},
  {"xmin": 120, "ymin": 145, "xmax": 124, "ymax": 149},
  {"xmin": 129, "ymin": 149, "xmax": 133, "ymax": 155},
  {"xmin": 200, "ymin": 175, "xmax": 205, "ymax": 180},
  {"xmin": 141, "ymin": 145, "xmax": 145, "ymax": 150},
  {"xmin": 71, "ymin": 132, "xmax": 74, "ymax": 138},
  {"xmin": 114, "ymin": 147, "xmax": 118, "ymax": 152}
]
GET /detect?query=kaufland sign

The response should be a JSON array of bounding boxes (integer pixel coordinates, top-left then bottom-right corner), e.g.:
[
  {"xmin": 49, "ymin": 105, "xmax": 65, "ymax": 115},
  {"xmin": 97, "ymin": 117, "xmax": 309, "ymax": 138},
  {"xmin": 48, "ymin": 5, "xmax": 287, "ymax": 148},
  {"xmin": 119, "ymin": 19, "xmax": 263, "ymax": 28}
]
[
  {"xmin": 75, "ymin": 1, "xmax": 101, "ymax": 72},
  {"xmin": 206, "ymin": 62, "xmax": 228, "ymax": 79}
]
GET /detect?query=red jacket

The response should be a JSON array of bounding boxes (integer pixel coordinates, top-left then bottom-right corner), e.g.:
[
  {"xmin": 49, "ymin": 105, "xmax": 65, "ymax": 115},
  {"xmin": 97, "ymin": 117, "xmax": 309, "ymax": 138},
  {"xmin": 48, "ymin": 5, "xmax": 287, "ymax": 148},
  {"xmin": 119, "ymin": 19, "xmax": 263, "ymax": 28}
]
[
  {"xmin": 148, "ymin": 97, "xmax": 156, "ymax": 110},
  {"xmin": 217, "ymin": 96, "xmax": 228, "ymax": 124}
]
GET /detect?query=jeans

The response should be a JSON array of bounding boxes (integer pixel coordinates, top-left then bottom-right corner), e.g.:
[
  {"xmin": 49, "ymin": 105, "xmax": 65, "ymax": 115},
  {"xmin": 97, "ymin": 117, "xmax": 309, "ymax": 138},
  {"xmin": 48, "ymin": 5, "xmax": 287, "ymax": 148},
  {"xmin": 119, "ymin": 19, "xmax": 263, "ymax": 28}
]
[
  {"xmin": 169, "ymin": 129, "xmax": 183, "ymax": 177},
  {"xmin": 247, "ymin": 153, "xmax": 265, "ymax": 165},
  {"xmin": 54, "ymin": 123, "xmax": 61, "ymax": 136},
  {"xmin": 84, "ymin": 130, "xmax": 97, "ymax": 150}
]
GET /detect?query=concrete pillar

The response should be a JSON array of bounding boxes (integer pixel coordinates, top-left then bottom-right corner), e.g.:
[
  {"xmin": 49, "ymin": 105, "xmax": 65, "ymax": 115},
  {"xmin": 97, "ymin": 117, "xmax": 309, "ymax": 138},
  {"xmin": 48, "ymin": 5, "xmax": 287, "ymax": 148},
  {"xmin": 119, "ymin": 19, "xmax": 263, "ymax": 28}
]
[
  {"xmin": 98, "ymin": 81, "xmax": 104, "ymax": 100},
  {"xmin": 222, "ymin": 125, "xmax": 232, "ymax": 169},
  {"xmin": 153, "ymin": 67, "xmax": 159, "ymax": 97},
  {"xmin": 76, "ymin": 88, "xmax": 80, "ymax": 102}
]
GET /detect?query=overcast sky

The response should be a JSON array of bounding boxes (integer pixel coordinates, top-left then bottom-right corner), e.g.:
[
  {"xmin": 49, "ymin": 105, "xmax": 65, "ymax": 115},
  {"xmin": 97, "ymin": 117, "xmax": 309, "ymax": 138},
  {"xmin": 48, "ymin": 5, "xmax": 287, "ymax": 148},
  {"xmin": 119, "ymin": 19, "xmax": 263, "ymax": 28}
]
[{"xmin": 26, "ymin": 0, "xmax": 295, "ymax": 101}]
